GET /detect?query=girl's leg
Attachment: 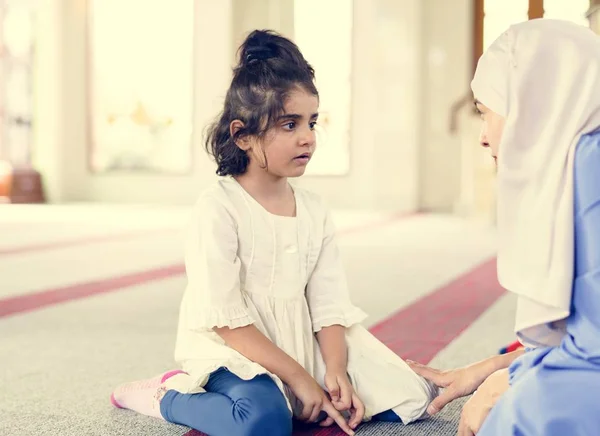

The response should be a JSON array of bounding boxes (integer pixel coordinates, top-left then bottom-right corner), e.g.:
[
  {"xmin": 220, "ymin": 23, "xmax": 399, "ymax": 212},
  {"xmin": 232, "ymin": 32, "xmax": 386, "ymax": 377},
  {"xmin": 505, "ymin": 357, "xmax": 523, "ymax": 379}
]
[
  {"xmin": 160, "ymin": 369, "xmax": 292, "ymax": 436},
  {"xmin": 372, "ymin": 409, "xmax": 402, "ymax": 423}
]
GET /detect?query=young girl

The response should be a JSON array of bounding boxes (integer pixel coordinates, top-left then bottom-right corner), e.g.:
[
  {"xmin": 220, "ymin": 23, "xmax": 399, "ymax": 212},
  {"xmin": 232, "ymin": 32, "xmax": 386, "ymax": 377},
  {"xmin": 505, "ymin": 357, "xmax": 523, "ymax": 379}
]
[{"xmin": 111, "ymin": 29, "xmax": 437, "ymax": 436}]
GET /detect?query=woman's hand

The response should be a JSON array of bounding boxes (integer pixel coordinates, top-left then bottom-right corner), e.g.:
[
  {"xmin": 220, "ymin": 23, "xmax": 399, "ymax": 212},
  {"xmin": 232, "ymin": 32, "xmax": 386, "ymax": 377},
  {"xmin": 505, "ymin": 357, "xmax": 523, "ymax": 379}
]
[
  {"xmin": 321, "ymin": 369, "xmax": 365, "ymax": 430},
  {"xmin": 407, "ymin": 359, "xmax": 498, "ymax": 415},
  {"xmin": 289, "ymin": 372, "xmax": 355, "ymax": 436},
  {"xmin": 458, "ymin": 368, "xmax": 509, "ymax": 435},
  {"xmin": 408, "ymin": 350, "xmax": 524, "ymax": 416}
]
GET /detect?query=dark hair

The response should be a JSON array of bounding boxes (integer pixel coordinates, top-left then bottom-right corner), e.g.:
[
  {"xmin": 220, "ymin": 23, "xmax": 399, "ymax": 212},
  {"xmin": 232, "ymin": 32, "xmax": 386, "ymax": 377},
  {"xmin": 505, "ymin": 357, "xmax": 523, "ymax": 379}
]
[{"xmin": 205, "ymin": 29, "xmax": 318, "ymax": 176}]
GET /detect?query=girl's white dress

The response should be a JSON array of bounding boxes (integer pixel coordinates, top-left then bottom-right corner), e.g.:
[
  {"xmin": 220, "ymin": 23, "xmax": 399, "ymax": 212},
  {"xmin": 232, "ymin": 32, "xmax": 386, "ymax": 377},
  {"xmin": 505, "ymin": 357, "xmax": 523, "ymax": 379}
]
[{"xmin": 166, "ymin": 178, "xmax": 437, "ymax": 424}]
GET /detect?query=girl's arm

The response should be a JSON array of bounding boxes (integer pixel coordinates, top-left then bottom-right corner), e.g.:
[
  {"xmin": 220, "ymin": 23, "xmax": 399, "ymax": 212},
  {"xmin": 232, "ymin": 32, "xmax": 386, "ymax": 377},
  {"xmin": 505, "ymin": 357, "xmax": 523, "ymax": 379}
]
[
  {"xmin": 315, "ymin": 324, "xmax": 365, "ymax": 428},
  {"xmin": 316, "ymin": 324, "xmax": 347, "ymax": 372},
  {"xmin": 214, "ymin": 324, "xmax": 308, "ymax": 386}
]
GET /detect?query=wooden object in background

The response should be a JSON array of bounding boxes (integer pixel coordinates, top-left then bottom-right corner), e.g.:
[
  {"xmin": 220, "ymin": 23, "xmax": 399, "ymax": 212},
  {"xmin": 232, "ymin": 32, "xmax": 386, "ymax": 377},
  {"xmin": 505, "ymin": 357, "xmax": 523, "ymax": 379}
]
[{"xmin": 8, "ymin": 166, "xmax": 45, "ymax": 203}]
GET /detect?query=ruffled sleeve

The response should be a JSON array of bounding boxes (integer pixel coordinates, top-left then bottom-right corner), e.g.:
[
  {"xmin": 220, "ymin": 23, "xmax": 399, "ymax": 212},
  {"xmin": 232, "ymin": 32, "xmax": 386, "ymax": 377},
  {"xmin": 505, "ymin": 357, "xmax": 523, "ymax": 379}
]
[
  {"xmin": 306, "ymin": 206, "xmax": 367, "ymax": 332},
  {"xmin": 183, "ymin": 193, "xmax": 253, "ymax": 331}
]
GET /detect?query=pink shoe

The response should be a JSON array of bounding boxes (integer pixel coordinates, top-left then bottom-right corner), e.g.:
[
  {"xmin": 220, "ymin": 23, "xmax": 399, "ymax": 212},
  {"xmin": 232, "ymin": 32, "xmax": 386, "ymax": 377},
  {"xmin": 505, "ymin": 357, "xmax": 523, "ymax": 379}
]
[{"xmin": 111, "ymin": 370, "xmax": 185, "ymax": 419}]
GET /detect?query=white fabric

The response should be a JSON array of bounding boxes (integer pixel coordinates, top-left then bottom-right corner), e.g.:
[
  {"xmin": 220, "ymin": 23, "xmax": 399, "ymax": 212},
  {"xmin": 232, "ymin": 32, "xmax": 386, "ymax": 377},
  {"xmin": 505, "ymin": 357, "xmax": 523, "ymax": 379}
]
[
  {"xmin": 171, "ymin": 178, "xmax": 437, "ymax": 423},
  {"xmin": 471, "ymin": 19, "xmax": 600, "ymax": 347}
]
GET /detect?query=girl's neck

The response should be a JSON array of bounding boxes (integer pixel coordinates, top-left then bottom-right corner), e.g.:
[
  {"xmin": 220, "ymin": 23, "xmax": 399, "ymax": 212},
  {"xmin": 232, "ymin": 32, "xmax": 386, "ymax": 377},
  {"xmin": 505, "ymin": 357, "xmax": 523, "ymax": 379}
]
[
  {"xmin": 234, "ymin": 164, "xmax": 296, "ymax": 217},
  {"xmin": 234, "ymin": 165, "xmax": 290, "ymax": 200}
]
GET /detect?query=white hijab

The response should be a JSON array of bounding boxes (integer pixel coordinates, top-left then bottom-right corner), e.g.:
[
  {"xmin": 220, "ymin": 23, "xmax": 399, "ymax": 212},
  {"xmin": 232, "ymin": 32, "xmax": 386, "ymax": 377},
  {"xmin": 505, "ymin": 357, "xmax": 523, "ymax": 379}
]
[{"xmin": 471, "ymin": 19, "xmax": 600, "ymax": 347}]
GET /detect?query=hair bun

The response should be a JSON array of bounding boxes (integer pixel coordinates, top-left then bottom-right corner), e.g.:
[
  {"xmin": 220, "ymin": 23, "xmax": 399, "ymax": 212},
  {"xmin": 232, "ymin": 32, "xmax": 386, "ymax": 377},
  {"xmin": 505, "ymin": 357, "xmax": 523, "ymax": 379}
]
[
  {"xmin": 245, "ymin": 45, "xmax": 276, "ymax": 64},
  {"xmin": 236, "ymin": 29, "xmax": 315, "ymax": 79},
  {"xmin": 238, "ymin": 29, "xmax": 313, "ymax": 74},
  {"xmin": 240, "ymin": 30, "xmax": 279, "ymax": 67}
]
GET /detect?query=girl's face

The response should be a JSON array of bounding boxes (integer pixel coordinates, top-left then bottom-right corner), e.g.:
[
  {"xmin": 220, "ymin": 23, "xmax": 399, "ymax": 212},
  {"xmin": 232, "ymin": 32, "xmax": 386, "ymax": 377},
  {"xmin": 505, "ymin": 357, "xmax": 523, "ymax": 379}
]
[
  {"xmin": 475, "ymin": 100, "xmax": 505, "ymax": 165},
  {"xmin": 241, "ymin": 88, "xmax": 319, "ymax": 179}
]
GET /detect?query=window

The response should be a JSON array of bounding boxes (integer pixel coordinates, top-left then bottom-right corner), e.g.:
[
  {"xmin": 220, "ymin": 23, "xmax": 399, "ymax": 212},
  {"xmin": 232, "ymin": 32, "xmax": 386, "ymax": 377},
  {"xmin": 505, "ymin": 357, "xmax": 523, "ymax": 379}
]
[
  {"xmin": 87, "ymin": 0, "xmax": 195, "ymax": 174},
  {"xmin": 294, "ymin": 0, "xmax": 352, "ymax": 176},
  {"xmin": 483, "ymin": 0, "xmax": 528, "ymax": 51},
  {"xmin": 543, "ymin": 0, "xmax": 590, "ymax": 26},
  {"xmin": 0, "ymin": 0, "xmax": 35, "ymax": 166},
  {"xmin": 475, "ymin": 0, "xmax": 591, "ymax": 70}
]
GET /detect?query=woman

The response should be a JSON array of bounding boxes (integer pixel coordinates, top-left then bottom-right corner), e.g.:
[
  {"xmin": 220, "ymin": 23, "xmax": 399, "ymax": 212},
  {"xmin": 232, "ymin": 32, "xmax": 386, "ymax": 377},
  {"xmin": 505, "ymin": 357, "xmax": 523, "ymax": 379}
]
[{"xmin": 410, "ymin": 19, "xmax": 600, "ymax": 435}]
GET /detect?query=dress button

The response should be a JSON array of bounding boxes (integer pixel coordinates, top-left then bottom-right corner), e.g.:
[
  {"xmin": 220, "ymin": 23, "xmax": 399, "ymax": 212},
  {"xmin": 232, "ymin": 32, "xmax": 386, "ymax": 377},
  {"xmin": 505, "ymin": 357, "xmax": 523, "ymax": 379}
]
[{"xmin": 284, "ymin": 245, "xmax": 298, "ymax": 253}]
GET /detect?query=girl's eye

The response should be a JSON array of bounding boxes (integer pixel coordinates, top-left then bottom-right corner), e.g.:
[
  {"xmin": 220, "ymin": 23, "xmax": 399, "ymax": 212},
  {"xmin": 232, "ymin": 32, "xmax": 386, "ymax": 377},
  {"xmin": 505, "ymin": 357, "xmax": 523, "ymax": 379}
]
[
  {"xmin": 309, "ymin": 121, "xmax": 317, "ymax": 129},
  {"xmin": 283, "ymin": 122, "xmax": 296, "ymax": 130}
]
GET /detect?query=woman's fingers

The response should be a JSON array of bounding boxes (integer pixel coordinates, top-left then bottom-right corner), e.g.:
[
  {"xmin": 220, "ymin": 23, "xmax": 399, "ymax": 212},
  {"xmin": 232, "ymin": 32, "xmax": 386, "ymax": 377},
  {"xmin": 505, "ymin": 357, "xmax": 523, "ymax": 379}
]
[
  {"xmin": 427, "ymin": 386, "xmax": 461, "ymax": 416},
  {"xmin": 407, "ymin": 361, "xmax": 448, "ymax": 387}
]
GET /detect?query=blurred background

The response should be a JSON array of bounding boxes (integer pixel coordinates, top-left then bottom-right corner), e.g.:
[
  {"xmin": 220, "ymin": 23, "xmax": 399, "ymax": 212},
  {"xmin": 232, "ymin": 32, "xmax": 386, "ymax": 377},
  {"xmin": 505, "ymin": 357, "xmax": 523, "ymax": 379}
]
[
  {"xmin": 1, "ymin": 2, "xmax": 599, "ymax": 435},
  {"xmin": 0, "ymin": 0, "xmax": 593, "ymax": 217}
]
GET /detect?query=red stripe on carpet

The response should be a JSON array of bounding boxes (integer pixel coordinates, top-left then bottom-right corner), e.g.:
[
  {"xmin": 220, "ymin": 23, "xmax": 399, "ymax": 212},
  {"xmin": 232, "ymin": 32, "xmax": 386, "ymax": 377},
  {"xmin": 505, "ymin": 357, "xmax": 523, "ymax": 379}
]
[
  {"xmin": 368, "ymin": 257, "xmax": 503, "ymax": 364},
  {"xmin": 183, "ymin": 257, "xmax": 504, "ymax": 436},
  {"xmin": 0, "ymin": 264, "xmax": 185, "ymax": 318},
  {"xmin": 0, "ymin": 228, "xmax": 175, "ymax": 256}
]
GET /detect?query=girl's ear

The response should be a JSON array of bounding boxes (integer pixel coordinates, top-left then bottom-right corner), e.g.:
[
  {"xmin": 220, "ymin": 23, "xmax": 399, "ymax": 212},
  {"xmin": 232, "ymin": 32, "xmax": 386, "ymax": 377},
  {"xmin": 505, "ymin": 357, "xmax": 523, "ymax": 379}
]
[{"xmin": 230, "ymin": 120, "xmax": 251, "ymax": 150}]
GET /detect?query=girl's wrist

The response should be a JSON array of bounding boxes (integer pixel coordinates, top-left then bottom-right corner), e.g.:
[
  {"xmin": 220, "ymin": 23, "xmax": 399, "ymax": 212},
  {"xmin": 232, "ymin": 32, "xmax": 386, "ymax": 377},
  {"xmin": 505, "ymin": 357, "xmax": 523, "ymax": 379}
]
[{"xmin": 325, "ymin": 361, "xmax": 347, "ymax": 374}]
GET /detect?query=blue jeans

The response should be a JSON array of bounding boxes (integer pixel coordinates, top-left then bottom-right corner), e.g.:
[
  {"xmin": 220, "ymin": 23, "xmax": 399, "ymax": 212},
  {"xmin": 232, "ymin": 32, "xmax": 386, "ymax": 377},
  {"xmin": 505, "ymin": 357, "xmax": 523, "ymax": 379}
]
[{"xmin": 160, "ymin": 368, "xmax": 401, "ymax": 436}]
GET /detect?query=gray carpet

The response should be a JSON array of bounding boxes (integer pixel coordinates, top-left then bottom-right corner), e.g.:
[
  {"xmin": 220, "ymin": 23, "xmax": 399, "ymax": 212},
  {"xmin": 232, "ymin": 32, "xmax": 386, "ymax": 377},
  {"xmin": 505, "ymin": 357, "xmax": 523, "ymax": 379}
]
[
  {"xmin": 1, "ymin": 284, "xmax": 512, "ymax": 436},
  {"xmin": 1, "ymin": 402, "xmax": 466, "ymax": 436},
  {"xmin": 357, "ymin": 400, "xmax": 467, "ymax": 435},
  {"xmin": 1, "ymin": 213, "xmax": 508, "ymax": 436}
]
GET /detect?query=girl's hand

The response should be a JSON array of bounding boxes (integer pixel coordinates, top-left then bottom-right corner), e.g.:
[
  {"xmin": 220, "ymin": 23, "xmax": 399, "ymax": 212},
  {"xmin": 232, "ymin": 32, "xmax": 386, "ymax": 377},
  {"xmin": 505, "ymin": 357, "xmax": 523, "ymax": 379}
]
[
  {"xmin": 289, "ymin": 372, "xmax": 355, "ymax": 436},
  {"xmin": 321, "ymin": 370, "xmax": 365, "ymax": 430},
  {"xmin": 407, "ymin": 360, "xmax": 496, "ymax": 416},
  {"xmin": 458, "ymin": 369, "xmax": 509, "ymax": 436}
]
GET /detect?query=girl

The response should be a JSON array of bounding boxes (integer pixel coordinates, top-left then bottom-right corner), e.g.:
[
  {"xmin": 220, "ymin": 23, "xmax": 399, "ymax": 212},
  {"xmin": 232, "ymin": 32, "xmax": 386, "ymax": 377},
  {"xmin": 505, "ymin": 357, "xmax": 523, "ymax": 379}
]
[
  {"xmin": 410, "ymin": 19, "xmax": 600, "ymax": 435},
  {"xmin": 111, "ymin": 30, "xmax": 437, "ymax": 436}
]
